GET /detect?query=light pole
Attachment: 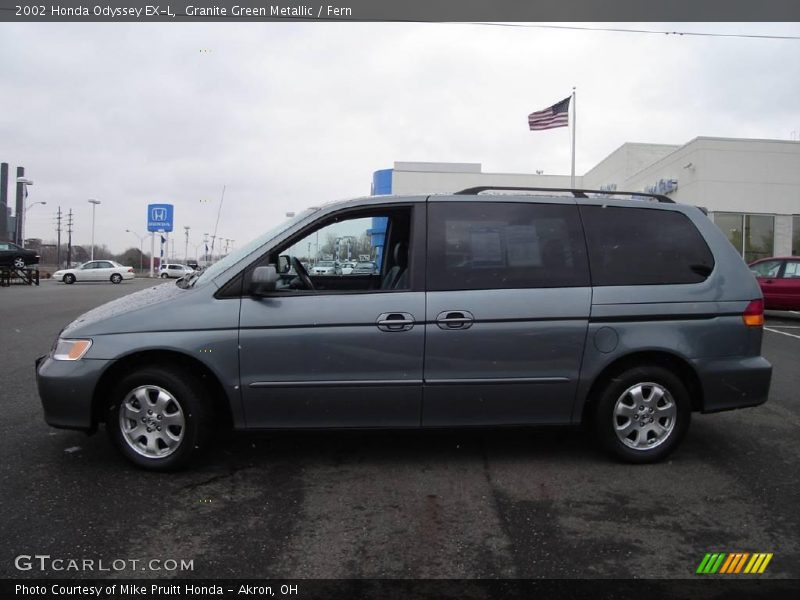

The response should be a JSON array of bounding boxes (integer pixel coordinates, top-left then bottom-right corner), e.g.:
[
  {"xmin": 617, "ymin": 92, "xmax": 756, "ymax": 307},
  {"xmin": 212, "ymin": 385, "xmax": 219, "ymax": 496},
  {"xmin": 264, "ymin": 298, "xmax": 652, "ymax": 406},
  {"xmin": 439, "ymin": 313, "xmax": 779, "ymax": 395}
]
[
  {"xmin": 16, "ymin": 177, "xmax": 34, "ymax": 246},
  {"xmin": 203, "ymin": 233, "xmax": 209, "ymax": 262},
  {"xmin": 25, "ymin": 201, "xmax": 47, "ymax": 213},
  {"xmin": 88, "ymin": 199, "xmax": 101, "ymax": 260},
  {"xmin": 125, "ymin": 229, "xmax": 145, "ymax": 273},
  {"xmin": 184, "ymin": 226, "xmax": 190, "ymax": 264}
]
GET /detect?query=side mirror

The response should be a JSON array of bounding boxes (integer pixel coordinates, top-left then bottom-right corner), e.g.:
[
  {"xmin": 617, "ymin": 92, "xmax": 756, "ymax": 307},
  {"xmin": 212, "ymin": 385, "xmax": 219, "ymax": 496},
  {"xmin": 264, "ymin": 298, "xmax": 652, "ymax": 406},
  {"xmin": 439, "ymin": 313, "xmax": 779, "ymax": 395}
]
[
  {"xmin": 278, "ymin": 255, "xmax": 291, "ymax": 274},
  {"xmin": 250, "ymin": 265, "xmax": 278, "ymax": 295}
]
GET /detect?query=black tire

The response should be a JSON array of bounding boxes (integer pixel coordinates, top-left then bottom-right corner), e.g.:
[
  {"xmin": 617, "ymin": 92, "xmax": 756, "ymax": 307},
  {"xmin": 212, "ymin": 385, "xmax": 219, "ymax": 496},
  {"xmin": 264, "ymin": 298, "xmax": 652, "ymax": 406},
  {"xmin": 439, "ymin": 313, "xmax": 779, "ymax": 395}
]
[
  {"xmin": 13, "ymin": 256, "xmax": 26, "ymax": 269},
  {"xmin": 110, "ymin": 273, "xmax": 122, "ymax": 284},
  {"xmin": 106, "ymin": 365, "xmax": 214, "ymax": 471},
  {"xmin": 63, "ymin": 274, "xmax": 76, "ymax": 284},
  {"xmin": 592, "ymin": 365, "xmax": 691, "ymax": 464},
  {"xmin": 160, "ymin": 273, "xmax": 169, "ymax": 278}
]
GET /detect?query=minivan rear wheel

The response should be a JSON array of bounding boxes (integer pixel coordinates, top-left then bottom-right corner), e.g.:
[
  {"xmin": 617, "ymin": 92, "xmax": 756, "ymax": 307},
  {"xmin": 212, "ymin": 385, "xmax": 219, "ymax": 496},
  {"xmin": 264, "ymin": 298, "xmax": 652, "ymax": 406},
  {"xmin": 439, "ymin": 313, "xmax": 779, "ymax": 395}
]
[
  {"xmin": 107, "ymin": 366, "xmax": 213, "ymax": 471},
  {"xmin": 592, "ymin": 365, "xmax": 691, "ymax": 463}
]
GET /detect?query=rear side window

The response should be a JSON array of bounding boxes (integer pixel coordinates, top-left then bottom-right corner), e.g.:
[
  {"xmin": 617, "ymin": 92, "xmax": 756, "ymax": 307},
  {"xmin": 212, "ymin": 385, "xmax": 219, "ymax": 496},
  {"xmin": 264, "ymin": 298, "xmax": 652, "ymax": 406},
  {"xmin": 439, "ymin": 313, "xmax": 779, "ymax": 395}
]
[
  {"xmin": 580, "ymin": 206, "xmax": 714, "ymax": 286},
  {"xmin": 783, "ymin": 261, "xmax": 800, "ymax": 278},
  {"xmin": 427, "ymin": 201, "xmax": 590, "ymax": 291}
]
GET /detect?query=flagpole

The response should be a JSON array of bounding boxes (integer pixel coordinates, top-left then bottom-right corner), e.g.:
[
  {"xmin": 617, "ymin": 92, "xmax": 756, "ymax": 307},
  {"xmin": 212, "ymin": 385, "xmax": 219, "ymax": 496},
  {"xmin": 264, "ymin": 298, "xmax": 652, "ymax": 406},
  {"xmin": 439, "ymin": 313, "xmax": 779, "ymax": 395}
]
[{"xmin": 570, "ymin": 87, "xmax": 576, "ymax": 188}]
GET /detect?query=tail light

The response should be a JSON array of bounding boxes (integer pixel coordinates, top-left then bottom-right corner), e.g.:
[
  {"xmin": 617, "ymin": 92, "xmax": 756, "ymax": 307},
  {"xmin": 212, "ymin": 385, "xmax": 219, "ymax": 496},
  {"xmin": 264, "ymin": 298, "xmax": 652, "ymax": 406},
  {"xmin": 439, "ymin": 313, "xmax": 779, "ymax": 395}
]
[{"xmin": 742, "ymin": 299, "xmax": 764, "ymax": 327}]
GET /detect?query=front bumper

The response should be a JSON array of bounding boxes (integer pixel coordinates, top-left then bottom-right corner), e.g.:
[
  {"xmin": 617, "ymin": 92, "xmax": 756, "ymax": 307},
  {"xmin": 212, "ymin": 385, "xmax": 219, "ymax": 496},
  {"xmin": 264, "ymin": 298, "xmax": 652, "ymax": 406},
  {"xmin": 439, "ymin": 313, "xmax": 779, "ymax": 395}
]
[
  {"xmin": 36, "ymin": 354, "xmax": 112, "ymax": 431},
  {"xmin": 692, "ymin": 355, "xmax": 772, "ymax": 413}
]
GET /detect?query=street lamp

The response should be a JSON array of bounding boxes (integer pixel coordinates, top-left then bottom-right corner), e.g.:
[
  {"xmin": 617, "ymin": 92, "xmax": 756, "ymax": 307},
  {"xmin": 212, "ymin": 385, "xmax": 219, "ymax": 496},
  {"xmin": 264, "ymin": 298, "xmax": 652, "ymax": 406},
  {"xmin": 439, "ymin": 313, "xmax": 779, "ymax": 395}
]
[
  {"xmin": 125, "ymin": 229, "xmax": 145, "ymax": 274},
  {"xmin": 16, "ymin": 177, "xmax": 34, "ymax": 246},
  {"xmin": 88, "ymin": 199, "xmax": 101, "ymax": 260},
  {"xmin": 184, "ymin": 226, "xmax": 190, "ymax": 264},
  {"xmin": 25, "ymin": 201, "xmax": 47, "ymax": 214}
]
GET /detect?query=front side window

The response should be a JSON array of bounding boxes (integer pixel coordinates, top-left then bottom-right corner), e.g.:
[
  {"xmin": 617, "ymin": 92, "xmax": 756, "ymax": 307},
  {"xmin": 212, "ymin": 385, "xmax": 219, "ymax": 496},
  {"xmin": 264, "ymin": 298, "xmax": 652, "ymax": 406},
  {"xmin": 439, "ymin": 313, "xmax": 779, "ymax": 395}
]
[
  {"xmin": 264, "ymin": 207, "xmax": 413, "ymax": 294},
  {"xmin": 750, "ymin": 260, "xmax": 781, "ymax": 278},
  {"xmin": 580, "ymin": 205, "xmax": 714, "ymax": 286},
  {"xmin": 427, "ymin": 201, "xmax": 589, "ymax": 291}
]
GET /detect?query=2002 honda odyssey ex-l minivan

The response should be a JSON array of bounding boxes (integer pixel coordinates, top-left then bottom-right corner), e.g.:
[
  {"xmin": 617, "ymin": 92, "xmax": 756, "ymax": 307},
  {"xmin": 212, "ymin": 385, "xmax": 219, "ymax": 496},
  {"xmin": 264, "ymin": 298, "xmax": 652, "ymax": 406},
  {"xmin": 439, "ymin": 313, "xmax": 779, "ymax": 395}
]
[{"xmin": 36, "ymin": 187, "xmax": 772, "ymax": 470}]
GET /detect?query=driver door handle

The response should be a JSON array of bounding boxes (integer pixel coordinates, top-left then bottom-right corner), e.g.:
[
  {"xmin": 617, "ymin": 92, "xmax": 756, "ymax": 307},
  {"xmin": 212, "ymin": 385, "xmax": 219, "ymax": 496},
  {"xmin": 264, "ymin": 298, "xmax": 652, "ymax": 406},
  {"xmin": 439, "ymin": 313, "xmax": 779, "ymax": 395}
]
[{"xmin": 376, "ymin": 312, "xmax": 415, "ymax": 332}]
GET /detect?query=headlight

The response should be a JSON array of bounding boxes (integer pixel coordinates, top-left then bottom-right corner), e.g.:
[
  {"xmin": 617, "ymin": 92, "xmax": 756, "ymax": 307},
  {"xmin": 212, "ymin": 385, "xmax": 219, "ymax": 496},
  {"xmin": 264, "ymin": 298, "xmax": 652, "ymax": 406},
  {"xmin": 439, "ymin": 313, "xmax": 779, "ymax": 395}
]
[{"xmin": 53, "ymin": 339, "xmax": 92, "ymax": 361}]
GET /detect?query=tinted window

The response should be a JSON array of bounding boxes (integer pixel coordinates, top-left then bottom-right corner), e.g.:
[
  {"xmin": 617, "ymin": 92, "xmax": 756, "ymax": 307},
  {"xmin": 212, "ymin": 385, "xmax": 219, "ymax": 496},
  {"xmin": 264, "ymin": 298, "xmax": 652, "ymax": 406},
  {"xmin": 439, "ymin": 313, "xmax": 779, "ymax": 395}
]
[
  {"xmin": 580, "ymin": 206, "xmax": 714, "ymax": 286},
  {"xmin": 427, "ymin": 202, "xmax": 589, "ymax": 291}
]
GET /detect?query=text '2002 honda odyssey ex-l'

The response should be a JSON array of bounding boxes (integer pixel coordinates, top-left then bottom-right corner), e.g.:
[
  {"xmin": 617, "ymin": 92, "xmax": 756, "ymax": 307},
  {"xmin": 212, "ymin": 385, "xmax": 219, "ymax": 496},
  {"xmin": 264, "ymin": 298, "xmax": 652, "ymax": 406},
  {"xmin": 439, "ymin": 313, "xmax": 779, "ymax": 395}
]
[{"xmin": 36, "ymin": 187, "xmax": 772, "ymax": 470}]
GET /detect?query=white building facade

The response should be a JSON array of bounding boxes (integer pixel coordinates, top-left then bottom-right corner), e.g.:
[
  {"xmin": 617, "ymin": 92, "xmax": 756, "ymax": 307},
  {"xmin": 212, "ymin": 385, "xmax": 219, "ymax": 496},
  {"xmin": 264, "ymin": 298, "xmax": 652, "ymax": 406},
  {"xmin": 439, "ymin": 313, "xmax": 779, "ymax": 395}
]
[{"xmin": 374, "ymin": 137, "xmax": 800, "ymax": 263}]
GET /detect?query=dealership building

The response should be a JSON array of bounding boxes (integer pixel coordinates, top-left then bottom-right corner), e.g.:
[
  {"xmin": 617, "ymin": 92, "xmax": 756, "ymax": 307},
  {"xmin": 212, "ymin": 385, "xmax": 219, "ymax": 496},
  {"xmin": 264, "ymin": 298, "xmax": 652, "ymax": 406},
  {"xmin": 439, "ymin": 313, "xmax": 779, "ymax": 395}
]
[{"xmin": 372, "ymin": 136, "xmax": 800, "ymax": 263}]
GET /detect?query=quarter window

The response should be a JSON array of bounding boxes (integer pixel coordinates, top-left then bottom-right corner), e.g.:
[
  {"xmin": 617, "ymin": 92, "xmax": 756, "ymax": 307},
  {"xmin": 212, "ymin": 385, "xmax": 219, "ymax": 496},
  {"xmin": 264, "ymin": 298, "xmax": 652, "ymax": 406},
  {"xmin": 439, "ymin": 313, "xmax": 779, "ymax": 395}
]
[
  {"xmin": 427, "ymin": 202, "xmax": 590, "ymax": 291},
  {"xmin": 580, "ymin": 205, "xmax": 714, "ymax": 286}
]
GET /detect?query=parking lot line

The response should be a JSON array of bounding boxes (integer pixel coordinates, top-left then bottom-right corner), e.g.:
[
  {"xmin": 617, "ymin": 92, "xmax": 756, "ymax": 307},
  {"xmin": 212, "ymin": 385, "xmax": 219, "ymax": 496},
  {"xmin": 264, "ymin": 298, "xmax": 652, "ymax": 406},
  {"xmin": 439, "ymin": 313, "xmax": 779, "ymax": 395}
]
[{"xmin": 764, "ymin": 327, "xmax": 800, "ymax": 340}]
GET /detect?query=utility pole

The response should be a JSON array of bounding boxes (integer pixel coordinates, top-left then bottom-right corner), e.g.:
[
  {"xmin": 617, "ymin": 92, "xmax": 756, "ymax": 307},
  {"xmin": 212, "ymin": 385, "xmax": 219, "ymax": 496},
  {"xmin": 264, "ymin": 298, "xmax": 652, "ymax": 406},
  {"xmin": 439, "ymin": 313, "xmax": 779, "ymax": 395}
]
[
  {"xmin": 55, "ymin": 207, "xmax": 62, "ymax": 268},
  {"xmin": 66, "ymin": 209, "xmax": 73, "ymax": 266},
  {"xmin": 184, "ymin": 225, "xmax": 190, "ymax": 263}
]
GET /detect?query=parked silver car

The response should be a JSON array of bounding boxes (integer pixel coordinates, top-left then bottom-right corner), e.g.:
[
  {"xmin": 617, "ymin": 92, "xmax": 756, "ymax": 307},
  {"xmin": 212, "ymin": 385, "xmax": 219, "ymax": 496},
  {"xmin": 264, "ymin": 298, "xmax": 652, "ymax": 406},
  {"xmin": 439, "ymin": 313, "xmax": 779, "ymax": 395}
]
[
  {"xmin": 160, "ymin": 263, "xmax": 195, "ymax": 279},
  {"xmin": 311, "ymin": 260, "xmax": 340, "ymax": 275},
  {"xmin": 36, "ymin": 187, "xmax": 771, "ymax": 470}
]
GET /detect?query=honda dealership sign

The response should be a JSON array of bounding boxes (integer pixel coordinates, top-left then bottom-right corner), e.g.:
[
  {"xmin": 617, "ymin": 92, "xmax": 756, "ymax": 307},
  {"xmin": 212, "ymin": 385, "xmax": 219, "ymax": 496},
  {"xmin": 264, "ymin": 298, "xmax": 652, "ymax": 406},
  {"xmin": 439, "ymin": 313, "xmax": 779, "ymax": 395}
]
[{"xmin": 147, "ymin": 203, "xmax": 174, "ymax": 232}]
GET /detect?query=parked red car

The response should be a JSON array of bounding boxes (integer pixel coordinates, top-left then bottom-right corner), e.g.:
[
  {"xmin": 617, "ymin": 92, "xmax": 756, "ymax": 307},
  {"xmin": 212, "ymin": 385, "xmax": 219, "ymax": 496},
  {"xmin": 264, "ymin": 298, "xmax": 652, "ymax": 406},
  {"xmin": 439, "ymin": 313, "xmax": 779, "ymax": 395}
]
[{"xmin": 749, "ymin": 256, "xmax": 800, "ymax": 311}]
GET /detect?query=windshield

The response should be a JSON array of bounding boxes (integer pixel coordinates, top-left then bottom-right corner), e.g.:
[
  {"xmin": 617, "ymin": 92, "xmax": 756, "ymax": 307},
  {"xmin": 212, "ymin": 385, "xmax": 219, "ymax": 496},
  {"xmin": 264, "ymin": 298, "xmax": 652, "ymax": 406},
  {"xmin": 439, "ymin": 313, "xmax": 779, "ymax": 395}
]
[
  {"xmin": 187, "ymin": 209, "xmax": 316, "ymax": 287},
  {"xmin": 318, "ymin": 261, "xmax": 335, "ymax": 267}
]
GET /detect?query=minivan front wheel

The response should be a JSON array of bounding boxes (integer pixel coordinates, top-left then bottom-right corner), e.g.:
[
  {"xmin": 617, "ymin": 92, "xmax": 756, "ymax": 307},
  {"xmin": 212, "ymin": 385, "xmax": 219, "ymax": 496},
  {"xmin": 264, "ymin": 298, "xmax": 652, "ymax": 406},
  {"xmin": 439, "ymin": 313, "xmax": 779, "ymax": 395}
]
[
  {"xmin": 107, "ymin": 366, "xmax": 212, "ymax": 470},
  {"xmin": 593, "ymin": 366, "xmax": 690, "ymax": 463}
]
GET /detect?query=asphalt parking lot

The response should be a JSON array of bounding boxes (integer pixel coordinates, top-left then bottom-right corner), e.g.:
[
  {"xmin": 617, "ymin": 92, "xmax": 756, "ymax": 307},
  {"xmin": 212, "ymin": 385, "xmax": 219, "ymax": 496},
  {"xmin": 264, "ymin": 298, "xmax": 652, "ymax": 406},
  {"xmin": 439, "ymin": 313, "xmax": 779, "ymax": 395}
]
[{"xmin": 1, "ymin": 278, "xmax": 798, "ymax": 580}]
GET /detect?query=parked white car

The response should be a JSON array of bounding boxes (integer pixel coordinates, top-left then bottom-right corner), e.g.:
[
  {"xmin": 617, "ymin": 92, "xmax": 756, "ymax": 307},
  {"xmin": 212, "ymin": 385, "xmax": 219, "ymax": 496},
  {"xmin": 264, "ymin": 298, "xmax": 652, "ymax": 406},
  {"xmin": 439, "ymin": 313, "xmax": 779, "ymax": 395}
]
[
  {"xmin": 54, "ymin": 260, "xmax": 135, "ymax": 284},
  {"xmin": 340, "ymin": 261, "xmax": 356, "ymax": 275},
  {"xmin": 160, "ymin": 264, "xmax": 195, "ymax": 279}
]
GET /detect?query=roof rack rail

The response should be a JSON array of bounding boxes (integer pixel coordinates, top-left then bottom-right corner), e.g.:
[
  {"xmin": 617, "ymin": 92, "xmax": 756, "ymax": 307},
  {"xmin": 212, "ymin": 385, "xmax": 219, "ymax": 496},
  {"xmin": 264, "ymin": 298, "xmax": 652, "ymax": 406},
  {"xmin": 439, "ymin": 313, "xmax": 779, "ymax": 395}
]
[{"xmin": 453, "ymin": 186, "xmax": 675, "ymax": 204}]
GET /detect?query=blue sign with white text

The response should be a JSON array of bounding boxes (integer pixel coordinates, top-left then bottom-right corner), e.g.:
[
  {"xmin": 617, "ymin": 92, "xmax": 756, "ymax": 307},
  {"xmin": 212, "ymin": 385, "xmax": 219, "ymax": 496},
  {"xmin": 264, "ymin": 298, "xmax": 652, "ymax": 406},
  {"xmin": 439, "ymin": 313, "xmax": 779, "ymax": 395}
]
[{"xmin": 147, "ymin": 204, "xmax": 174, "ymax": 232}]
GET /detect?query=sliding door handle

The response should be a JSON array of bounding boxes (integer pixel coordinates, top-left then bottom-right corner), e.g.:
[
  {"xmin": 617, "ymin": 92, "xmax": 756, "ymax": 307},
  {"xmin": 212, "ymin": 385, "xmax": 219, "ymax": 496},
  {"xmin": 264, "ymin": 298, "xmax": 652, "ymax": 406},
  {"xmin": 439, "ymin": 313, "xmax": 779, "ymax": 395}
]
[{"xmin": 436, "ymin": 310, "xmax": 474, "ymax": 330}]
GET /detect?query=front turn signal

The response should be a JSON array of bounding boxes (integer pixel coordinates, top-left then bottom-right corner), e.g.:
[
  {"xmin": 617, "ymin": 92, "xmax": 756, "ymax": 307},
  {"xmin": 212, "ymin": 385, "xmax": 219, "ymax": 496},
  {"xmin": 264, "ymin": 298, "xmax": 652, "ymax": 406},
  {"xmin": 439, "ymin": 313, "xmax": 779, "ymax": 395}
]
[{"xmin": 53, "ymin": 339, "xmax": 93, "ymax": 361}]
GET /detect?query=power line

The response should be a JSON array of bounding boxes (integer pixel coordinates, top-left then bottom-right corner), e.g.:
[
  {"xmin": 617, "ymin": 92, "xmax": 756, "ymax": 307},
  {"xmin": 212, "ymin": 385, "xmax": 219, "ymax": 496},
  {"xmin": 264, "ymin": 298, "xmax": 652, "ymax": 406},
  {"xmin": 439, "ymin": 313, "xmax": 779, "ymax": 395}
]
[{"xmin": 461, "ymin": 23, "xmax": 800, "ymax": 41}]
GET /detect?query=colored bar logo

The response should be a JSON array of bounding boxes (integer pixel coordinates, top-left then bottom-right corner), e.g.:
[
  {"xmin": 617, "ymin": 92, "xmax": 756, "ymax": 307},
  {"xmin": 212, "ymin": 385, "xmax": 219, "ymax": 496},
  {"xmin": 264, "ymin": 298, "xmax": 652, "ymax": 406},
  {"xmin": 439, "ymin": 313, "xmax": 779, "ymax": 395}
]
[{"xmin": 696, "ymin": 552, "xmax": 773, "ymax": 574}]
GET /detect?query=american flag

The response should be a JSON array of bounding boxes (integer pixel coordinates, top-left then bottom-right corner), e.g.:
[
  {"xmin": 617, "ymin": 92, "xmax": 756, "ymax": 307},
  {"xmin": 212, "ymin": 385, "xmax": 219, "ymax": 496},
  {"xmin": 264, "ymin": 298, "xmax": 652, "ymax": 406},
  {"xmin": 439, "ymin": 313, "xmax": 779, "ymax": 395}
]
[{"xmin": 528, "ymin": 96, "xmax": 571, "ymax": 130}]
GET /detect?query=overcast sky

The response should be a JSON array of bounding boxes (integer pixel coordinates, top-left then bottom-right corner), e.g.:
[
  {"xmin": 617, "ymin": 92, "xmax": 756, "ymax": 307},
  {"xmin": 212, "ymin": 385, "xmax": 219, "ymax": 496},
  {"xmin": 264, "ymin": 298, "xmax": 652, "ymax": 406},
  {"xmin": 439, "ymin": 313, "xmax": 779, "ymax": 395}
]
[{"xmin": 1, "ymin": 22, "xmax": 799, "ymax": 255}]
